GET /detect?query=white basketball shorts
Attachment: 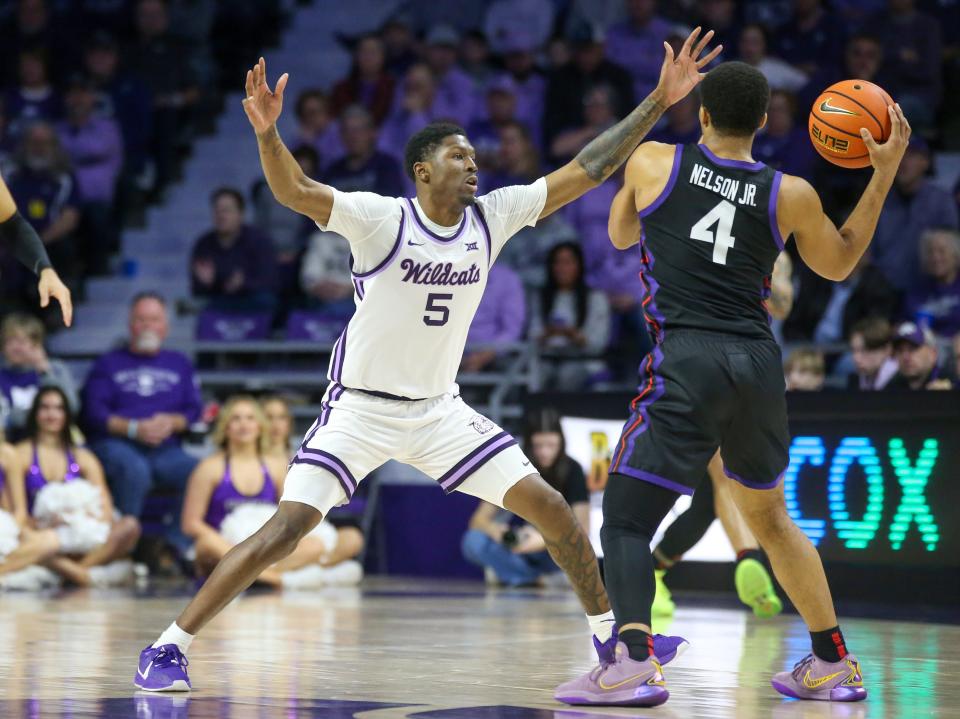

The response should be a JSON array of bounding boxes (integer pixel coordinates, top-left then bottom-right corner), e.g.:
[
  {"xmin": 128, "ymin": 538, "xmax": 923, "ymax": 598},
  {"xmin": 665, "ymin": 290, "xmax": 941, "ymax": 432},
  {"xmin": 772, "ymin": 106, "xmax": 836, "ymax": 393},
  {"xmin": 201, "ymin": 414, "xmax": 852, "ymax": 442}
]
[{"xmin": 280, "ymin": 383, "xmax": 533, "ymax": 516}]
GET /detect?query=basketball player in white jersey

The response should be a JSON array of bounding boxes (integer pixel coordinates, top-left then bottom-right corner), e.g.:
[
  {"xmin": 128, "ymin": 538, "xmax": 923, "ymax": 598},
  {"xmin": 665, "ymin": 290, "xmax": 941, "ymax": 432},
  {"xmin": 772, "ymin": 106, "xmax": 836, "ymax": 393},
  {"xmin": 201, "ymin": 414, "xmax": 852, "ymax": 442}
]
[{"xmin": 134, "ymin": 29, "xmax": 722, "ymax": 692}]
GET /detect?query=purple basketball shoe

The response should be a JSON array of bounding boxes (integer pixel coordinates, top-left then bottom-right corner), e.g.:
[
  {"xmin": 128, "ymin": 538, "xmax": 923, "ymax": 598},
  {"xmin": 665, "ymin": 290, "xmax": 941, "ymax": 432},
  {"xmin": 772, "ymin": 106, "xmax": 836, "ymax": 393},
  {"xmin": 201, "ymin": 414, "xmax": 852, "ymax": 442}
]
[
  {"xmin": 771, "ymin": 653, "xmax": 867, "ymax": 702},
  {"xmin": 133, "ymin": 644, "xmax": 192, "ymax": 692},
  {"xmin": 556, "ymin": 642, "xmax": 669, "ymax": 707},
  {"xmin": 594, "ymin": 627, "xmax": 689, "ymax": 667}
]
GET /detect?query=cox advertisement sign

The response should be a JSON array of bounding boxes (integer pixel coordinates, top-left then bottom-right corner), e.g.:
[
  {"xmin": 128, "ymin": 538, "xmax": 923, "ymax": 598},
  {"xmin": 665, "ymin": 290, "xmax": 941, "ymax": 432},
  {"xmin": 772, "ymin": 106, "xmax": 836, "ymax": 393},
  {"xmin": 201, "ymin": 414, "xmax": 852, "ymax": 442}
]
[{"xmin": 554, "ymin": 392, "xmax": 960, "ymax": 567}]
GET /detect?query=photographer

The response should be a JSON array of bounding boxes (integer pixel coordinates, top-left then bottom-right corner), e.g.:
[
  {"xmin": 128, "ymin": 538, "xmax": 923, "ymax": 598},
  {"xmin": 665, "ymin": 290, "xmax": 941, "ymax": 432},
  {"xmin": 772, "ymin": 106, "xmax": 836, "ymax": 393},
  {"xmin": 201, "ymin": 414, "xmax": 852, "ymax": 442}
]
[{"xmin": 460, "ymin": 409, "xmax": 589, "ymax": 587}]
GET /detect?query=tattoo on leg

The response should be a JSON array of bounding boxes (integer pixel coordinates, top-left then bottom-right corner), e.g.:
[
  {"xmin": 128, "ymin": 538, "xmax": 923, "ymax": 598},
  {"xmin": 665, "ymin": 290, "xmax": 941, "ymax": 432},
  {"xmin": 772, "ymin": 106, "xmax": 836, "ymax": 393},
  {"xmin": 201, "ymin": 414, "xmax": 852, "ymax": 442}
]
[{"xmin": 544, "ymin": 519, "xmax": 610, "ymax": 616}]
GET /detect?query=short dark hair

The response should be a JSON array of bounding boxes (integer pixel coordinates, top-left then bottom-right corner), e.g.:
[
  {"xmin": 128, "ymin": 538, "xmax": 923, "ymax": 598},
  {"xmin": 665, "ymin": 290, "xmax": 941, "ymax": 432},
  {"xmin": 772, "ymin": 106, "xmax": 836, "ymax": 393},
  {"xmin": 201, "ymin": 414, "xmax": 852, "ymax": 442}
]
[
  {"xmin": 210, "ymin": 186, "xmax": 245, "ymax": 211},
  {"xmin": 701, "ymin": 61, "xmax": 770, "ymax": 137},
  {"xmin": 131, "ymin": 291, "xmax": 166, "ymax": 307},
  {"xmin": 403, "ymin": 122, "xmax": 467, "ymax": 181},
  {"xmin": 295, "ymin": 89, "xmax": 326, "ymax": 120},
  {"xmin": 851, "ymin": 317, "xmax": 892, "ymax": 350}
]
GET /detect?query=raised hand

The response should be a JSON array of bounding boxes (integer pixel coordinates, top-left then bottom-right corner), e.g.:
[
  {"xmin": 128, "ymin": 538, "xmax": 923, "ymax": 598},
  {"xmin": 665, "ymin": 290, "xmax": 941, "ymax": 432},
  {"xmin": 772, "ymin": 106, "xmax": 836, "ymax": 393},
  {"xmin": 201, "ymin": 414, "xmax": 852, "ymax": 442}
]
[
  {"xmin": 242, "ymin": 57, "xmax": 289, "ymax": 134},
  {"xmin": 37, "ymin": 267, "xmax": 72, "ymax": 327},
  {"xmin": 655, "ymin": 27, "xmax": 723, "ymax": 107},
  {"xmin": 861, "ymin": 103, "xmax": 911, "ymax": 177}
]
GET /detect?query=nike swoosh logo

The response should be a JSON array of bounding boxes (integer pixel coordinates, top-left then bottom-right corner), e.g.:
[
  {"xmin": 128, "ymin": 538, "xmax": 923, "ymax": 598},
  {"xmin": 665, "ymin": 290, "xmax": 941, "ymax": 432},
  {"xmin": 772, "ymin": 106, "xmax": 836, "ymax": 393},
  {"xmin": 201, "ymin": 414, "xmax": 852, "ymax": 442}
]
[
  {"xmin": 407, "ymin": 239, "xmax": 425, "ymax": 246},
  {"xmin": 819, "ymin": 99, "xmax": 859, "ymax": 116},
  {"xmin": 598, "ymin": 661, "xmax": 664, "ymax": 690},
  {"xmin": 137, "ymin": 660, "xmax": 154, "ymax": 680},
  {"xmin": 803, "ymin": 669, "xmax": 845, "ymax": 689},
  {"xmin": 521, "ymin": 460, "xmax": 530, "ymax": 466}
]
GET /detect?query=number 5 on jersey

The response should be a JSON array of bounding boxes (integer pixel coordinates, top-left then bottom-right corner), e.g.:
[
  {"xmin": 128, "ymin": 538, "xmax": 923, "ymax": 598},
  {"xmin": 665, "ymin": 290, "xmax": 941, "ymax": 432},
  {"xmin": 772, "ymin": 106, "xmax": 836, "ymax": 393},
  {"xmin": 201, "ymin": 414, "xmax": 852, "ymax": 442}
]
[
  {"xmin": 691, "ymin": 200, "xmax": 736, "ymax": 265},
  {"xmin": 424, "ymin": 293, "xmax": 452, "ymax": 326}
]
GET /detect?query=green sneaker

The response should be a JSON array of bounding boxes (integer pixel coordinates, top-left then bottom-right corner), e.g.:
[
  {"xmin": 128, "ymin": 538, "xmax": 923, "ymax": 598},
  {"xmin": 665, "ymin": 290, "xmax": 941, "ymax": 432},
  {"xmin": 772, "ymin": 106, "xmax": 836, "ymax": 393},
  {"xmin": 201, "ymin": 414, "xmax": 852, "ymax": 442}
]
[
  {"xmin": 652, "ymin": 569, "xmax": 675, "ymax": 616},
  {"xmin": 735, "ymin": 558, "xmax": 782, "ymax": 618}
]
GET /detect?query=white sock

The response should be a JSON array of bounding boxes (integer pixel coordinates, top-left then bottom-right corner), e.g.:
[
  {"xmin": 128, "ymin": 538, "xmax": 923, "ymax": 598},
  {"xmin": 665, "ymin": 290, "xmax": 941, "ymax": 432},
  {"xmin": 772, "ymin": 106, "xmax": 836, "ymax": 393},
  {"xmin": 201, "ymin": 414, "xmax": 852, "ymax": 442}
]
[
  {"xmin": 587, "ymin": 610, "xmax": 616, "ymax": 643},
  {"xmin": 153, "ymin": 622, "xmax": 194, "ymax": 654}
]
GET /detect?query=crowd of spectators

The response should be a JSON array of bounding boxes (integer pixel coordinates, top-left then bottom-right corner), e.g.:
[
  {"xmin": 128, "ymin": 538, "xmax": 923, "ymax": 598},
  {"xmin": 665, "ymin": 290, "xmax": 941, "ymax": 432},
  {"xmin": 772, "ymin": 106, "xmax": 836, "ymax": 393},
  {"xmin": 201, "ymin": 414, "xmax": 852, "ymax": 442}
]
[
  {"xmin": 0, "ymin": 0, "xmax": 288, "ymax": 326},
  {"xmin": 179, "ymin": 0, "xmax": 960, "ymax": 389}
]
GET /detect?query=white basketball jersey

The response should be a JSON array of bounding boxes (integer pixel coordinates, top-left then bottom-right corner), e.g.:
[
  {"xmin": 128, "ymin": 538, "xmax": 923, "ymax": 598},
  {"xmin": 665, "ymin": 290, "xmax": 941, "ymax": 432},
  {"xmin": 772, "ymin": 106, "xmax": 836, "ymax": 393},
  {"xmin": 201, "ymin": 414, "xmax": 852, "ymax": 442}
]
[{"xmin": 328, "ymin": 198, "xmax": 493, "ymax": 398}]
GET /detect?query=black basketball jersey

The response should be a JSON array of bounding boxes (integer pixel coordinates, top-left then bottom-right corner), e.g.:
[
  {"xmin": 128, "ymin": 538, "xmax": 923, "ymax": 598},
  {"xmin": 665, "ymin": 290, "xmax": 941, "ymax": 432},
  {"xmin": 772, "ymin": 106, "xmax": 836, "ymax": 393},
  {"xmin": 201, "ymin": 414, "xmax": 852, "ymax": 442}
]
[{"xmin": 638, "ymin": 143, "xmax": 783, "ymax": 342}]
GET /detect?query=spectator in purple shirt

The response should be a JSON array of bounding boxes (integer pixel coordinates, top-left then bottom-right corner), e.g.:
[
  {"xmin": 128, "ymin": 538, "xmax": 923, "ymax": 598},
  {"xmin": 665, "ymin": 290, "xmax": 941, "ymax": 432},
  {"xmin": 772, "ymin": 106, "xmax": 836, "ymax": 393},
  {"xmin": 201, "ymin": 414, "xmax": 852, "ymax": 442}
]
[
  {"xmin": 865, "ymin": 0, "xmax": 942, "ymax": 130},
  {"xmin": 467, "ymin": 76, "xmax": 523, "ymax": 171},
  {"xmin": 604, "ymin": 0, "xmax": 675, "ymax": 102},
  {"xmin": 294, "ymin": 90, "xmax": 343, "ymax": 171},
  {"xmin": 329, "ymin": 35, "xmax": 395, "ymax": 127},
  {"xmin": 873, "ymin": 138, "xmax": 959, "ymax": 290},
  {"xmin": 886, "ymin": 321, "xmax": 952, "ymax": 390},
  {"xmin": 324, "ymin": 106, "xmax": 404, "ymax": 197},
  {"xmin": 57, "ymin": 74, "xmax": 123, "ymax": 276},
  {"xmin": 422, "ymin": 25, "xmax": 482, "ymax": 125},
  {"xmin": 463, "ymin": 264, "xmax": 526, "ymax": 372},
  {"xmin": 82, "ymin": 292, "xmax": 202, "ymax": 530},
  {"xmin": 752, "ymin": 90, "xmax": 816, "ymax": 180},
  {"xmin": 904, "ymin": 229, "xmax": 960, "ymax": 339},
  {"xmin": 4, "ymin": 48, "xmax": 62, "ymax": 137},
  {"xmin": 190, "ymin": 188, "xmax": 278, "ymax": 316}
]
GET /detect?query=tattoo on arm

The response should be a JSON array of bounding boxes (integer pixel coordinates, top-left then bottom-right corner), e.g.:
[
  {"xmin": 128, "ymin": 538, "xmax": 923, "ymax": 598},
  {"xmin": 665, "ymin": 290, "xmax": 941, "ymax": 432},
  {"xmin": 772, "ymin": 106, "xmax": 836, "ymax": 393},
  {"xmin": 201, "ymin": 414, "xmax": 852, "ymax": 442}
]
[
  {"xmin": 258, "ymin": 125, "xmax": 284, "ymax": 158},
  {"xmin": 543, "ymin": 507, "xmax": 610, "ymax": 615},
  {"xmin": 575, "ymin": 96, "xmax": 667, "ymax": 183}
]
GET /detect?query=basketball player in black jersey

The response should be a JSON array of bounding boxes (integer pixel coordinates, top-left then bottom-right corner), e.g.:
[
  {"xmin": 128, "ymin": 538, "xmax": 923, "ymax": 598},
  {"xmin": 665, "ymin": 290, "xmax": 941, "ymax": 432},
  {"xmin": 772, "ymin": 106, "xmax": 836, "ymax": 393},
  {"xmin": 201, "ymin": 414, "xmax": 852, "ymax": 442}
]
[{"xmin": 555, "ymin": 62, "xmax": 909, "ymax": 707}]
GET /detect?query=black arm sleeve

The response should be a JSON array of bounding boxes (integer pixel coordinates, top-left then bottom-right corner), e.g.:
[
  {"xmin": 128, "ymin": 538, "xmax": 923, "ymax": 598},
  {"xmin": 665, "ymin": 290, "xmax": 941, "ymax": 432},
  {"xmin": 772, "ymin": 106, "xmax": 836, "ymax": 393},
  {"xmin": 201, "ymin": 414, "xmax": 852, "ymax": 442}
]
[{"xmin": 0, "ymin": 212, "xmax": 52, "ymax": 276}]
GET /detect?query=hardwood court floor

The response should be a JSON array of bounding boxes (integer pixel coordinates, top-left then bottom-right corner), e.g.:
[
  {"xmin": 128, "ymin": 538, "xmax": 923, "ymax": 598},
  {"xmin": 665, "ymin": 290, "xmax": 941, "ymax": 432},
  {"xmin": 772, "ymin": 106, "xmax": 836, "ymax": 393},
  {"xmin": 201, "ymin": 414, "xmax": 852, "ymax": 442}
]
[{"xmin": 0, "ymin": 578, "xmax": 957, "ymax": 718}]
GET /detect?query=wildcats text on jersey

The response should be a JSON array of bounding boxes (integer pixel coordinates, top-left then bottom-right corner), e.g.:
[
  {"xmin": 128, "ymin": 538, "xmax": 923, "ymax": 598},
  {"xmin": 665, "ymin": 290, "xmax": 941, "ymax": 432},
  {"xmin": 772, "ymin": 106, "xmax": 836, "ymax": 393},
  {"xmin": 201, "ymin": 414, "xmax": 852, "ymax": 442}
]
[
  {"xmin": 400, "ymin": 259, "xmax": 483, "ymax": 286},
  {"xmin": 688, "ymin": 163, "xmax": 758, "ymax": 207}
]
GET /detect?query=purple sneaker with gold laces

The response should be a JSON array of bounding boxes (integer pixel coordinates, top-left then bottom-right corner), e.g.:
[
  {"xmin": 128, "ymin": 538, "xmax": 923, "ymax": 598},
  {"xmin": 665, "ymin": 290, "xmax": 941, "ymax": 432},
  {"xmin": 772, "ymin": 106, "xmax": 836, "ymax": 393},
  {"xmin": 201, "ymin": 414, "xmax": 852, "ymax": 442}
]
[
  {"xmin": 133, "ymin": 644, "xmax": 192, "ymax": 692},
  {"xmin": 556, "ymin": 641, "xmax": 669, "ymax": 707},
  {"xmin": 771, "ymin": 653, "xmax": 867, "ymax": 701}
]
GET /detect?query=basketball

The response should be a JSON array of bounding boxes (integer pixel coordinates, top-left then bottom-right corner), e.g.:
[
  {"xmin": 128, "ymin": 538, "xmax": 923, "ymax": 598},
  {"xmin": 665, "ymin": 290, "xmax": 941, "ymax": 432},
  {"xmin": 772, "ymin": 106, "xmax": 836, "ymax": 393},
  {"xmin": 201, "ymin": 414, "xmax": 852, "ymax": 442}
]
[{"xmin": 808, "ymin": 80, "xmax": 895, "ymax": 168}]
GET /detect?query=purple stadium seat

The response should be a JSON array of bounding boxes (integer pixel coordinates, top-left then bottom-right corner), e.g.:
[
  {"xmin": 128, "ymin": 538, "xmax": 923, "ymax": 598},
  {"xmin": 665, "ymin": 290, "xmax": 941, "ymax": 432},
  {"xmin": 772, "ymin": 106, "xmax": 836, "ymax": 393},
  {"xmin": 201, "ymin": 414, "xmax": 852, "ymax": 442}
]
[
  {"xmin": 195, "ymin": 310, "xmax": 272, "ymax": 341},
  {"xmin": 285, "ymin": 310, "xmax": 347, "ymax": 342}
]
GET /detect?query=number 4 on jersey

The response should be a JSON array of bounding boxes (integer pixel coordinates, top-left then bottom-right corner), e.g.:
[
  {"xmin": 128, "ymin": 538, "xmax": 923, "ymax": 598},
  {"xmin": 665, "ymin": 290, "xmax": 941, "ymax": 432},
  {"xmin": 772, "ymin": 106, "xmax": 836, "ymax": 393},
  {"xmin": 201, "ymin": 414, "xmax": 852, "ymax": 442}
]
[{"xmin": 691, "ymin": 200, "xmax": 736, "ymax": 265}]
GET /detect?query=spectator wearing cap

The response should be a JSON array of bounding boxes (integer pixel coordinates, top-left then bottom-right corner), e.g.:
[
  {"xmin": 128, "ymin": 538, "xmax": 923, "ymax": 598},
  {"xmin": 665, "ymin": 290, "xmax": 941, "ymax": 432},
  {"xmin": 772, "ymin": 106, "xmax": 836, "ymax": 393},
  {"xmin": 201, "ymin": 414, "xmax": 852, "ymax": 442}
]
[
  {"xmin": 325, "ymin": 106, "xmax": 404, "ymax": 197},
  {"xmin": 83, "ymin": 31, "xmax": 154, "ymax": 204},
  {"xmin": 886, "ymin": 322, "xmax": 950, "ymax": 390},
  {"xmin": 783, "ymin": 251, "xmax": 899, "ymax": 343},
  {"xmin": 294, "ymin": 90, "xmax": 343, "ymax": 171},
  {"xmin": 484, "ymin": 0, "xmax": 555, "ymax": 54},
  {"xmin": 421, "ymin": 25, "xmax": 481, "ymax": 125},
  {"xmin": 57, "ymin": 74, "xmax": 123, "ymax": 276},
  {"xmin": 752, "ymin": 90, "xmax": 816, "ymax": 180},
  {"xmin": 467, "ymin": 76, "xmax": 523, "ymax": 170},
  {"xmin": 604, "ymin": 0, "xmax": 674, "ymax": 101},
  {"xmin": 847, "ymin": 317, "xmax": 898, "ymax": 390},
  {"xmin": 904, "ymin": 229, "xmax": 960, "ymax": 339},
  {"xmin": 865, "ymin": 0, "xmax": 941, "ymax": 130},
  {"xmin": 190, "ymin": 188, "xmax": 278, "ymax": 316},
  {"xmin": 82, "ymin": 292, "xmax": 201, "ymax": 541},
  {"xmin": 543, "ymin": 22, "xmax": 635, "ymax": 152},
  {"xmin": 873, "ymin": 137, "xmax": 959, "ymax": 291},
  {"xmin": 462, "ymin": 264, "xmax": 526, "ymax": 372},
  {"xmin": 329, "ymin": 35, "xmax": 396, "ymax": 126},
  {"xmin": 738, "ymin": 23, "xmax": 808, "ymax": 93},
  {"xmin": 498, "ymin": 31, "xmax": 546, "ymax": 148}
]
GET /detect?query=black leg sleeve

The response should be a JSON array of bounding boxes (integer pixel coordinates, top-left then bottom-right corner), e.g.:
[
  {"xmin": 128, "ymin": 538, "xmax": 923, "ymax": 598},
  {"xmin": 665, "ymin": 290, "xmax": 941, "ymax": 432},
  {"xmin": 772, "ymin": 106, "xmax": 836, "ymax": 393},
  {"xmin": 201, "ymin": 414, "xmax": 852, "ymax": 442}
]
[{"xmin": 654, "ymin": 474, "xmax": 715, "ymax": 566}]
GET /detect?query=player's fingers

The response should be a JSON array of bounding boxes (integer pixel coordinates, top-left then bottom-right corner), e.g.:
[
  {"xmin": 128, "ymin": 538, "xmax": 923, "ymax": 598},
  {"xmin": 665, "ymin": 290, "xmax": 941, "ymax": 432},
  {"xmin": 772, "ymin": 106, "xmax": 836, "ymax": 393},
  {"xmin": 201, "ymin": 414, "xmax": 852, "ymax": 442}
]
[
  {"xmin": 859, "ymin": 128, "xmax": 879, "ymax": 152},
  {"xmin": 697, "ymin": 44, "xmax": 723, "ymax": 69},
  {"xmin": 245, "ymin": 70, "xmax": 254, "ymax": 97},
  {"xmin": 896, "ymin": 103, "xmax": 911, "ymax": 141},
  {"xmin": 259, "ymin": 57, "xmax": 267, "ymax": 87},
  {"xmin": 38, "ymin": 281, "xmax": 49, "ymax": 307},
  {"xmin": 680, "ymin": 26, "xmax": 700, "ymax": 56},
  {"xmin": 58, "ymin": 288, "xmax": 73, "ymax": 327},
  {"xmin": 692, "ymin": 29, "xmax": 714, "ymax": 59},
  {"xmin": 662, "ymin": 40, "xmax": 675, "ymax": 66},
  {"xmin": 275, "ymin": 72, "xmax": 289, "ymax": 99}
]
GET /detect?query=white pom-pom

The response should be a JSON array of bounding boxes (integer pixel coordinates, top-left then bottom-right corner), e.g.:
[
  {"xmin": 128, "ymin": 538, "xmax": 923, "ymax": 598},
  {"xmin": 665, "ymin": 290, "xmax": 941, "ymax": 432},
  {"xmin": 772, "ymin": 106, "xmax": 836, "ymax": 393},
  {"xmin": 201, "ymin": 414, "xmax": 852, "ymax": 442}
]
[
  {"xmin": 220, "ymin": 503, "xmax": 277, "ymax": 545},
  {"xmin": 0, "ymin": 510, "xmax": 21, "ymax": 561},
  {"xmin": 33, "ymin": 481, "xmax": 110, "ymax": 554},
  {"xmin": 307, "ymin": 520, "xmax": 338, "ymax": 553}
]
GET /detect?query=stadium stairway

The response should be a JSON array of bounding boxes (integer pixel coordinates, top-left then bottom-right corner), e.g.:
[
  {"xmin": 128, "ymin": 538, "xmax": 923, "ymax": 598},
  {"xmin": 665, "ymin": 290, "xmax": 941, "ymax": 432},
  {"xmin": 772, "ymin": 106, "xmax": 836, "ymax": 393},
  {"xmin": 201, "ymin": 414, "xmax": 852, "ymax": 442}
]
[{"xmin": 50, "ymin": 0, "xmax": 403, "ymax": 367}]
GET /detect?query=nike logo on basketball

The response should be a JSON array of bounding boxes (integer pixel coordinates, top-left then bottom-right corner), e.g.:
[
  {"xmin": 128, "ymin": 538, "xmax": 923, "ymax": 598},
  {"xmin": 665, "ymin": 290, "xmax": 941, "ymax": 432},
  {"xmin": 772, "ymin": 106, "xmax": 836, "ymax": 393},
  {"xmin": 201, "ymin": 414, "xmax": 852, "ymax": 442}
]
[
  {"xmin": 819, "ymin": 99, "xmax": 859, "ymax": 116},
  {"xmin": 137, "ymin": 660, "xmax": 154, "ymax": 680},
  {"xmin": 802, "ymin": 669, "xmax": 845, "ymax": 689}
]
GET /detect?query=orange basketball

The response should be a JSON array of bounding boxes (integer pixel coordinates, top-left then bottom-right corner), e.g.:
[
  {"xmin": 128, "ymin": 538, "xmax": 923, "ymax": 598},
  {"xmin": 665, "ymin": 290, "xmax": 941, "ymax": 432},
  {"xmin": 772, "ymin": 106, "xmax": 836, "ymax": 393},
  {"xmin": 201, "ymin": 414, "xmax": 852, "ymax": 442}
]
[{"xmin": 808, "ymin": 80, "xmax": 894, "ymax": 168}]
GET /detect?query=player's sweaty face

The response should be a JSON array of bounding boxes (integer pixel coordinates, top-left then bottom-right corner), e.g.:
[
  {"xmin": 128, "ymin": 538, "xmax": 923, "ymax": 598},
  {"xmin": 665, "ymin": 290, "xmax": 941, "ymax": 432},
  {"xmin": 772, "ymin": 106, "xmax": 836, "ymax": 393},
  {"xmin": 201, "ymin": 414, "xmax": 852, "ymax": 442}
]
[{"xmin": 430, "ymin": 135, "xmax": 478, "ymax": 205}]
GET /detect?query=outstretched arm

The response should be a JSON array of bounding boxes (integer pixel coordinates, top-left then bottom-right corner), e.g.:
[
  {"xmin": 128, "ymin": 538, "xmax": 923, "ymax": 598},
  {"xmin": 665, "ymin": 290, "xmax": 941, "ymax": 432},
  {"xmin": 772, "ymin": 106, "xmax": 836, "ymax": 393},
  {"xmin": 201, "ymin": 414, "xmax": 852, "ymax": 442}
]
[
  {"xmin": 783, "ymin": 104, "xmax": 910, "ymax": 282},
  {"xmin": 243, "ymin": 58, "xmax": 334, "ymax": 225},
  {"xmin": 767, "ymin": 252, "xmax": 794, "ymax": 321},
  {"xmin": 539, "ymin": 27, "xmax": 721, "ymax": 219},
  {"xmin": 0, "ymin": 175, "xmax": 72, "ymax": 325}
]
